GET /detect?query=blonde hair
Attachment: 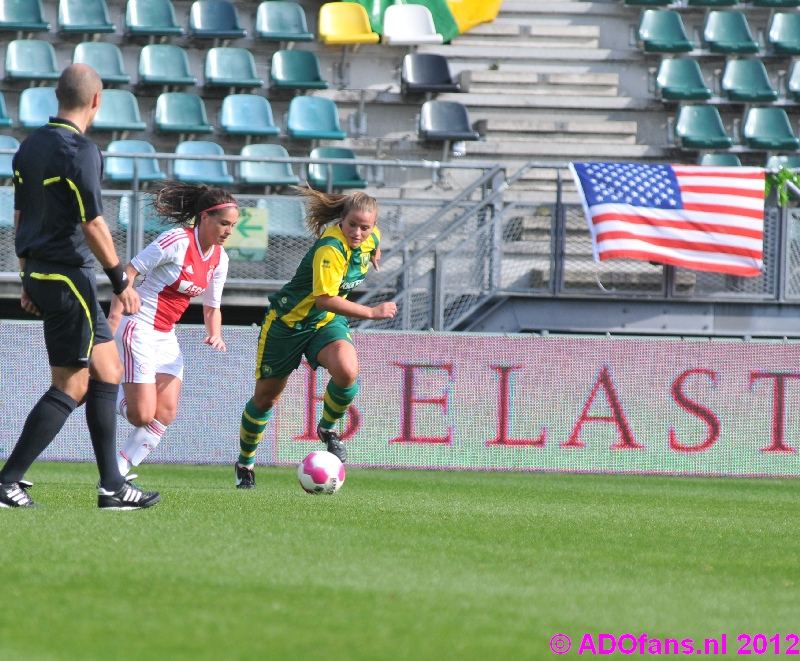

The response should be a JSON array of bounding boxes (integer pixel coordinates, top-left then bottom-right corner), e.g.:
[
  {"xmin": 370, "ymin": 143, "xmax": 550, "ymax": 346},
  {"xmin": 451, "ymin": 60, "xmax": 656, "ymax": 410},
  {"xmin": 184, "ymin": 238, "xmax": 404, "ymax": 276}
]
[{"xmin": 294, "ymin": 187, "xmax": 378, "ymax": 237}]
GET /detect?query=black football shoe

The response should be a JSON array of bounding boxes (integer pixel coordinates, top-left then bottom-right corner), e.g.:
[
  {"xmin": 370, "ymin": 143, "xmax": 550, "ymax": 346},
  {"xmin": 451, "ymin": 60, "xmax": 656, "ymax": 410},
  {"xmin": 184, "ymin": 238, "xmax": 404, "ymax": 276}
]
[{"xmin": 316, "ymin": 424, "xmax": 347, "ymax": 463}]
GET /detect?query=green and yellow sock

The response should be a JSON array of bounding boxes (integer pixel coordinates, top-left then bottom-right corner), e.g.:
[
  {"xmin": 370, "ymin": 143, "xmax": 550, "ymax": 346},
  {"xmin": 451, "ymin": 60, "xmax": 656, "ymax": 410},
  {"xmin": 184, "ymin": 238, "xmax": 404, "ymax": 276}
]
[
  {"xmin": 238, "ymin": 398, "xmax": 273, "ymax": 467},
  {"xmin": 319, "ymin": 380, "xmax": 359, "ymax": 431}
]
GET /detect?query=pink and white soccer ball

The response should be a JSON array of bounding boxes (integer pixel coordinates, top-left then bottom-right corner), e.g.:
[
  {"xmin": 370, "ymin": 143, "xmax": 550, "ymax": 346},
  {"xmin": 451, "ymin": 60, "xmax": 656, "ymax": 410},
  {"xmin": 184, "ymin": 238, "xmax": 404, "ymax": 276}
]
[{"xmin": 298, "ymin": 450, "xmax": 346, "ymax": 494}]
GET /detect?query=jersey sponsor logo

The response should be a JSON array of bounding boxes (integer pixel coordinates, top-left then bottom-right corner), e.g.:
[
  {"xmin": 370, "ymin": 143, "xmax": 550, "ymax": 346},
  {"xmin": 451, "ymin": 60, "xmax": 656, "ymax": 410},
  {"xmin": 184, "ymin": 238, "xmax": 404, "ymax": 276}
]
[
  {"xmin": 340, "ymin": 278, "xmax": 364, "ymax": 291},
  {"xmin": 260, "ymin": 364, "xmax": 273, "ymax": 377},
  {"xmin": 359, "ymin": 254, "xmax": 370, "ymax": 268},
  {"xmin": 206, "ymin": 266, "xmax": 214, "ymax": 282},
  {"xmin": 322, "ymin": 258, "xmax": 331, "ymax": 269},
  {"xmin": 177, "ymin": 280, "xmax": 206, "ymax": 297}
]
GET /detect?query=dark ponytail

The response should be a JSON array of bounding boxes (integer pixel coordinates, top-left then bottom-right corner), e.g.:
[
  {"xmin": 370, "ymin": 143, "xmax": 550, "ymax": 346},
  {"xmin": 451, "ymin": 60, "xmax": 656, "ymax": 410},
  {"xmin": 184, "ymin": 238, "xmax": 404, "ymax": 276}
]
[{"xmin": 152, "ymin": 181, "xmax": 237, "ymax": 227}]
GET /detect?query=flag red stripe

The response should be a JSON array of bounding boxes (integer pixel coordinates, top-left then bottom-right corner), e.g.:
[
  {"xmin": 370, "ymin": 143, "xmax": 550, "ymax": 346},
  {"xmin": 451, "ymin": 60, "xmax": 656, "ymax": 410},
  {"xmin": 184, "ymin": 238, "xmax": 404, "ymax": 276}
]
[
  {"xmin": 598, "ymin": 249, "xmax": 762, "ymax": 276},
  {"xmin": 677, "ymin": 185, "xmax": 765, "ymax": 199},
  {"xmin": 597, "ymin": 230, "xmax": 762, "ymax": 258},
  {"xmin": 681, "ymin": 202, "xmax": 764, "ymax": 219},
  {"xmin": 591, "ymin": 213, "xmax": 763, "ymax": 239},
  {"xmin": 672, "ymin": 167, "xmax": 765, "ymax": 180}
]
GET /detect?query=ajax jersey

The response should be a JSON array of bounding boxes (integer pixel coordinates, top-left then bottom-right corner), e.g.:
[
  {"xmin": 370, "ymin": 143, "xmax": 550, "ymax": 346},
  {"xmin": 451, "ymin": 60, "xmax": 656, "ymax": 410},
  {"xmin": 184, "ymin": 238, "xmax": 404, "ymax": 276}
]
[{"xmin": 128, "ymin": 227, "xmax": 228, "ymax": 332}]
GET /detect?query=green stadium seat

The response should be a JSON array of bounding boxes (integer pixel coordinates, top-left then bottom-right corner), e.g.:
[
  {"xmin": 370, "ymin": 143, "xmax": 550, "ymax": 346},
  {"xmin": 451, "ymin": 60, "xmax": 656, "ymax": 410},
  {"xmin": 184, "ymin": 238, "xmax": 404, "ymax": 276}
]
[
  {"xmin": 255, "ymin": 1, "xmax": 313, "ymax": 42},
  {"xmin": 768, "ymin": 13, "xmax": 800, "ymax": 55},
  {"xmin": 18, "ymin": 87, "xmax": 57, "ymax": 130},
  {"xmin": 698, "ymin": 152, "xmax": 742, "ymax": 166},
  {"xmin": 787, "ymin": 61, "xmax": 800, "ymax": 102},
  {"xmin": 286, "ymin": 96, "xmax": 346, "ymax": 141},
  {"xmin": 239, "ymin": 143, "xmax": 300, "ymax": 187},
  {"xmin": 174, "ymin": 140, "xmax": 234, "ymax": 185},
  {"xmin": 655, "ymin": 58, "xmax": 712, "ymax": 101},
  {"xmin": 675, "ymin": 105, "xmax": 734, "ymax": 149},
  {"xmin": 401, "ymin": 53, "xmax": 461, "ymax": 94},
  {"xmin": 703, "ymin": 11, "xmax": 759, "ymax": 54},
  {"xmin": 139, "ymin": 44, "xmax": 197, "ymax": 87},
  {"xmin": 58, "ymin": 0, "xmax": 116, "ymax": 34},
  {"xmin": 188, "ymin": 0, "xmax": 246, "ymax": 39},
  {"xmin": 721, "ymin": 59, "xmax": 778, "ymax": 102},
  {"xmin": 742, "ymin": 107, "xmax": 800, "ymax": 150},
  {"xmin": 219, "ymin": 95, "xmax": 280, "ymax": 137},
  {"xmin": 153, "ymin": 92, "xmax": 213, "ymax": 134},
  {"xmin": 91, "ymin": 90, "xmax": 148, "ymax": 133},
  {"xmin": 0, "ymin": 91, "xmax": 14, "ymax": 128},
  {"xmin": 0, "ymin": 0, "xmax": 49, "ymax": 32},
  {"xmin": 73, "ymin": 42, "xmax": 131, "ymax": 85},
  {"xmin": 125, "ymin": 0, "xmax": 184, "ymax": 37},
  {"xmin": 270, "ymin": 50, "xmax": 328, "ymax": 91},
  {"xmin": 105, "ymin": 139, "xmax": 166, "ymax": 182},
  {"xmin": 5, "ymin": 39, "xmax": 59, "ymax": 82},
  {"xmin": 205, "ymin": 48, "xmax": 263, "ymax": 89},
  {"xmin": 0, "ymin": 135, "xmax": 19, "ymax": 178},
  {"xmin": 307, "ymin": 146, "xmax": 367, "ymax": 191},
  {"xmin": 766, "ymin": 154, "xmax": 800, "ymax": 169},
  {"xmin": 638, "ymin": 11, "xmax": 694, "ymax": 54}
]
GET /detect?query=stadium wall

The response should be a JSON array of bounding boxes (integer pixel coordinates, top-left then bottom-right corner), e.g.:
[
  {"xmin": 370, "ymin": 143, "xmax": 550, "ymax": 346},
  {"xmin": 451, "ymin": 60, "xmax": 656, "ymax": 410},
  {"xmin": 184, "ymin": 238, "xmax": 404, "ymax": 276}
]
[{"xmin": 2, "ymin": 323, "xmax": 800, "ymax": 478}]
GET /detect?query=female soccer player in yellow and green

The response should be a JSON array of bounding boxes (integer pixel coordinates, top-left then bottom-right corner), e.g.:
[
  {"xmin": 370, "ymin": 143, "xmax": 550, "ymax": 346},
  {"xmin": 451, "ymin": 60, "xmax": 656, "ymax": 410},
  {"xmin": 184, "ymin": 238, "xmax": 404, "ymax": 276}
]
[{"xmin": 235, "ymin": 188, "xmax": 397, "ymax": 488}]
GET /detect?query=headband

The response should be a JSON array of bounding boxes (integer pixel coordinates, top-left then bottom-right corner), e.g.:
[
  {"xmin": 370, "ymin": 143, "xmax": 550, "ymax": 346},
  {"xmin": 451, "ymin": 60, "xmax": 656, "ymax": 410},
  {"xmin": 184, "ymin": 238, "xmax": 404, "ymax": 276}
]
[{"xmin": 200, "ymin": 202, "xmax": 238, "ymax": 214}]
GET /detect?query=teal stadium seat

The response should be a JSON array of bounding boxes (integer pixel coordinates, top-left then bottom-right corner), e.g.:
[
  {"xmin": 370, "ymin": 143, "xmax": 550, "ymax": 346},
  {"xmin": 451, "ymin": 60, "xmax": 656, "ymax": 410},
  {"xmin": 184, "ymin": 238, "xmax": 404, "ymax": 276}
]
[
  {"xmin": 255, "ymin": 1, "xmax": 313, "ymax": 42},
  {"xmin": 139, "ymin": 44, "xmax": 197, "ymax": 87},
  {"xmin": 125, "ymin": 0, "xmax": 184, "ymax": 37},
  {"xmin": 239, "ymin": 143, "xmax": 300, "ymax": 187},
  {"xmin": 117, "ymin": 193, "xmax": 166, "ymax": 233},
  {"xmin": 174, "ymin": 141, "xmax": 234, "ymax": 185},
  {"xmin": 687, "ymin": 0, "xmax": 738, "ymax": 7},
  {"xmin": 18, "ymin": 87, "xmax": 57, "ymax": 129},
  {"xmin": 73, "ymin": 42, "xmax": 131, "ymax": 85},
  {"xmin": 307, "ymin": 146, "xmax": 367, "ymax": 191},
  {"xmin": 655, "ymin": 58, "xmax": 712, "ymax": 101},
  {"xmin": 703, "ymin": 11, "xmax": 758, "ymax": 54},
  {"xmin": 105, "ymin": 139, "xmax": 166, "ymax": 182},
  {"xmin": 0, "ymin": 135, "xmax": 19, "ymax": 178},
  {"xmin": 0, "ymin": 0, "xmax": 49, "ymax": 32},
  {"xmin": 767, "ymin": 155, "xmax": 800, "ymax": 169},
  {"xmin": 5, "ymin": 39, "xmax": 59, "ymax": 82},
  {"xmin": 768, "ymin": 13, "xmax": 800, "ymax": 55},
  {"xmin": 675, "ymin": 105, "xmax": 734, "ymax": 149},
  {"xmin": 721, "ymin": 59, "xmax": 778, "ymax": 102},
  {"xmin": 270, "ymin": 50, "xmax": 328, "ymax": 91},
  {"xmin": 752, "ymin": 0, "xmax": 799, "ymax": 7},
  {"xmin": 742, "ymin": 107, "xmax": 800, "ymax": 150},
  {"xmin": 205, "ymin": 48, "xmax": 263, "ymax": 89},
  {"xmin": 0, "ymin": 91, "xmax": 13, "ymax": 128},
  {"xmin": 154, "ymin": 93, "xmax": 213, "ymax": 134},
  {"xmin": 58, "ymin": 0, "xmax": 116, "ymax": 34},
  {"xmin": 286, "ymin": 96, "xmax": 346, "ymax": 140},
  {"xmin": 219, "ymin": 95, "xmax": 280, "ymax": 137},
  {"xmin": 91, "ymin": 90, "xmax": 147, "ymax": 133},
  {"xmin": 787, "ymin": 61, "xmax": 800, "ymax": 102},
  {"xmin": 638, "ymin": 11, "xmax": 694, "ymax": 53},
  {"xmin": 698, "ymin": 152, "xmax": 742, "ymax": 166},
  {"xmin": 188, "ymin": 0, "xmax": 245, "ymax": 39}
]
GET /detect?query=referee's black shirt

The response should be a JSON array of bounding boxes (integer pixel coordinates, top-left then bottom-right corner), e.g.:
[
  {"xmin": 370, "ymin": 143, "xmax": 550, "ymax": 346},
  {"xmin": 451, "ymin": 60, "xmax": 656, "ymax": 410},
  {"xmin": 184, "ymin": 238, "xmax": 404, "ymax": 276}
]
[{"xmin": 13, "ymin": 117, "xmax": 104, "ymax": 269}]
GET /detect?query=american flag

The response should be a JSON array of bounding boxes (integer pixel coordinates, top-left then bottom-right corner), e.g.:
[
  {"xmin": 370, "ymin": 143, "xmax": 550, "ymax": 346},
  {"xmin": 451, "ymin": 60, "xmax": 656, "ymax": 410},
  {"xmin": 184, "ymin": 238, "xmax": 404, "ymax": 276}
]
[{"xmin": 569, "ymin": 162, "xmax": 765, "ymax": 276}]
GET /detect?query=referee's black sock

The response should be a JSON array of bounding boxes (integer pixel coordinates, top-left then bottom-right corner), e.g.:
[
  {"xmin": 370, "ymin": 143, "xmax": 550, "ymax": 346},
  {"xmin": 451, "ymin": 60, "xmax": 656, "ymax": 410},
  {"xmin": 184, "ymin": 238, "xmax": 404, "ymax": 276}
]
[
  {"xmin": 0, "ymin": 387, "xmax": 78, "ymax": 484},
  {"xmin": 86, "ymin": 379, "xmax": 125, "ymax": 492}
]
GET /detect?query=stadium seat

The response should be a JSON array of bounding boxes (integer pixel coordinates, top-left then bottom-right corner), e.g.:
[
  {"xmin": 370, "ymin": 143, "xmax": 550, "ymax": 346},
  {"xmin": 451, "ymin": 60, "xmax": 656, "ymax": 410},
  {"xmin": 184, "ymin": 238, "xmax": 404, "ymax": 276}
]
[
  {"xmin": 766, "ymin": 154, "xmax": 800, "ymax": 169},
  {"xmin": 139, "ymin": 44, "xmax": 197, "ymax": 87},
  {"xmin": 73, "ymin": 42, "xmax": 131, "ymax": 85},
  {"xmin": 153, "ymin": 92, "xmax": 213, "ymax": 134},
  {"xmin": 687, "ymin": 0, "xmax": 738, "ymax": 6},
  {"xmin": 91, "ymin": 90, "xmax": 147, "ymax": 133},
  {"xmin": 188, "ymin": 0, "xmax": 246, "ymax": 39},
  {"xmin": 698, "ymin": 152, "xmax": 742, "ymax": 166},
  {"xmin": 239, "ymin": 143, "xmax": 300, "ymax": 187},
  {"xmin": 117, "ymin": 193, "xmax": 166, "ymax": 233},
  {"xmin": 674, "ymin": 105, "xmax": 733, "ymax": 149},
  {"xmin": 721, "ymin": 59, "xmax": 778, "ymax": 102},
  {"xmin": 219, "ymin": 95, "xmax": 280, "ymax": 137},
  {"xmin": 318, "ymin": 2, "xmax": 379, "ymax": 45},
  {"xmin": 767, "ymin": 13, "xmax": 800, "ymax": 55},
  {"xmin": 703, "ymin": 11, "xmax": 758, "ymax": 54},
  {"xmin": 0, "ymin": 135, "xmax": 19, "ymax": 179},
  {"xmin": 286, "ymin": 96, "xmax": 346, "ymax": 140},
  {"xmin": 125, "ymin": 0, "xmax": 184, "ymax": 37},
  {"xmin": 307, "ymin": 146, "xmax": 367, "ymax": 192},
  {"xmin": 638, "ymin": 11, "xmax": 694, "ymax": 53},
  {"xmin": 18, "ymin": 87, "xmax": 57, "ymax": 129},
  {"xmin": 0, "ymin": 0, "xmax": 49, "ymax": 32},
  {"xmin": 5, "ymin": 39, "xmax": 59, "ymax": 82},
  {"xmin": 742, "ymin": 107, "xmax": 800, "ymax": 150},
  {"xmin": 401, "ymin": 53, "xmax": 461, "ymax": 94},
  {"xmin": 752, "ymin": 0, "xmax": 800, "ymax": 7},
  {"xmin": 58, "ymin": 0, "xmax": 116, "ymax": 34},
  {"xmin": 0, "ymin": 91, "xmax": 14, "ymax": 128},
  {"xmin": 105, "ymin": 139, "xmax": 166, "ymax": 182},
  {"xmin": 173, "ymin": 140, "xmax": 234, "ymax": 185},
  {"xmin": 787, "ymin": 61, "xmax": 800, "ymax": 102},
  {"xmin": 655, "ymin": 58, "xmax": 712, "ymax": 101},
  {"xmin": 269, "ymin": 50, "xmax": 328, "ymax": 91},
  {"xmin": 419, "ymin": 100, "xmax": 480, "ymax": 142},
  {"xmin": 255, "ymin": 1, "xmax": 313, "ymax": 42},
  {"xmin": 624, "ymin": 0, "xmax": 671, "ymax": 6},
  {"xmin": 381, "ymin": 4, "xmax": 443, "ymax": 46},
  {"xmin": 205, "ymin": 48, "xmax": 263, "ymax": 89}
]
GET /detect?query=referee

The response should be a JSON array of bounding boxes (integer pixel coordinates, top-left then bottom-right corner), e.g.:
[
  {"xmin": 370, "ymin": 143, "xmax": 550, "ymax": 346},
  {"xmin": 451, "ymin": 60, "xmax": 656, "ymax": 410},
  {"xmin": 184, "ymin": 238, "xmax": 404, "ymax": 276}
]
[{"xmin": 0, "ymin": 65, "xmax": 160, "ymax": 509}]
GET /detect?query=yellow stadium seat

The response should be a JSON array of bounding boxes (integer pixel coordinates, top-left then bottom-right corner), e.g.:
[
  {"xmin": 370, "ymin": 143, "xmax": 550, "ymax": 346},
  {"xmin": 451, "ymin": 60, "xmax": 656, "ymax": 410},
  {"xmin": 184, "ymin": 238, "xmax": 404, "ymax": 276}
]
[{"xmin": 318, "ymin": 2, "xmax": 379, "ymax": 45}]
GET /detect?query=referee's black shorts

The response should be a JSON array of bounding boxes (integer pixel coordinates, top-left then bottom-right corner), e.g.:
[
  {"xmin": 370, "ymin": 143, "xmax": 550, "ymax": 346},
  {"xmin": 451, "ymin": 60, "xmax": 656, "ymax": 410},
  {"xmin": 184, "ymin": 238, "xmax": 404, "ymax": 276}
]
[{"xmin": 22, "ymin": 258, "xmax": 113, "ymax": 368}]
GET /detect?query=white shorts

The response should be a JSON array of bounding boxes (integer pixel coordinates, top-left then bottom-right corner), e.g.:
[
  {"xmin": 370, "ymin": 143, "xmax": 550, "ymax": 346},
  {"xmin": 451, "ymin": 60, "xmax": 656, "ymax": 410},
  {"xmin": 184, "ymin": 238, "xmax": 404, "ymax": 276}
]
[{"xmin": 115, "ymin": 317, "xmax": 184, "ymax": 384}]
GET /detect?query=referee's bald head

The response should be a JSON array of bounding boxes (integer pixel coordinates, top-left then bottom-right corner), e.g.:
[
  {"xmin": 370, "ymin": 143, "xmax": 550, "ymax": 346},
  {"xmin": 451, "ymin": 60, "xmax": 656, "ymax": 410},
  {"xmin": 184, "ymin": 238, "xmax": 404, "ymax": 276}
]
[{"xmin": 56, "ymin": 64, "xmax": 103, "ymax": 112}]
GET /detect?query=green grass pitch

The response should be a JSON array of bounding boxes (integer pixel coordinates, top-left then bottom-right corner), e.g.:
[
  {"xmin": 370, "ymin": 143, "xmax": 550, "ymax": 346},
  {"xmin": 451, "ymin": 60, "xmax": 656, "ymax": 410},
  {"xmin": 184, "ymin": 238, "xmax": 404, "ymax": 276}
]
[{"xmin": 1, "ymin": 462, "xmax": 799, "ymax": 659}]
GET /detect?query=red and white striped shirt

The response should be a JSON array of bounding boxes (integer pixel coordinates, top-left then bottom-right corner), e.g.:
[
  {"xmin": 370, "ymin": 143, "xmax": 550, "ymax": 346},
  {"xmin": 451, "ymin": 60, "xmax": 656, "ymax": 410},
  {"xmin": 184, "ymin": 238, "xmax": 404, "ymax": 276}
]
[{"xmin": 128, "ymin": 227, "xmax": 229, "ymax": 332}]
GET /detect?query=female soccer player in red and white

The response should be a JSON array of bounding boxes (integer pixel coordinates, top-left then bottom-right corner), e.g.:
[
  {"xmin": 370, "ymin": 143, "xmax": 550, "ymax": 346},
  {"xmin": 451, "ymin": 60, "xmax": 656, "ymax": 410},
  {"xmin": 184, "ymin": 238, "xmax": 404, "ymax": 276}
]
[{"xmin": 108, "ymin": 181, "xmax": 238, "ymax": 476}]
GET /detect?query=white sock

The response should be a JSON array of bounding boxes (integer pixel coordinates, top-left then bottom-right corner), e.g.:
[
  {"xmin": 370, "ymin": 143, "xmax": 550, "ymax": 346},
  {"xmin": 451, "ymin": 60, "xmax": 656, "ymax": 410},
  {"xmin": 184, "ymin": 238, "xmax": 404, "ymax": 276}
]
[
  {"xmin": 116, "ymin": 385, "xmax": 127, "ymax": 419},
  {"xmin": 117, "ymin": 451, "xmax": 132, "ymax": 476},
  {"xmin": 121, "ymin": 419, "xmax": 167, "ymax": 468}
]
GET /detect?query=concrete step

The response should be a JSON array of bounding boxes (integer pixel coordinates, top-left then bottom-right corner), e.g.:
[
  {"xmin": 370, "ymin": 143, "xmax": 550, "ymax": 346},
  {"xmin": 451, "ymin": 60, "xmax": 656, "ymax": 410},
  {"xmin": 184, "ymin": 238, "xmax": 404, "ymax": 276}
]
[
  {"xmin": 436, "ymin": 91, "xmax": 654, "ymax": 111},
  {"xmin": 465, "ymin": 140, "xmax": 664, "ymax": 159},
  {"xmin": 418, "ymin": 44, "xmax": 639, "ymax": 63},
  {"xmin": 461, "ymin": 70, "xmax": 620, "ymax": 96},
  {"xmin": 475, "ymin": 116, "xmax": 637, "ymax": 139}
]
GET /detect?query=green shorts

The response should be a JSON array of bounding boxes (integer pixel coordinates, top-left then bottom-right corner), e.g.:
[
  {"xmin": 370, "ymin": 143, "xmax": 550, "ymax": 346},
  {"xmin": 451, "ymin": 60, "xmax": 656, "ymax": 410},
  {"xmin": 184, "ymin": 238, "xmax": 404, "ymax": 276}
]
[{"xmin": 254, "ymin": 309, "xmax": 354, "ymax": 379}]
